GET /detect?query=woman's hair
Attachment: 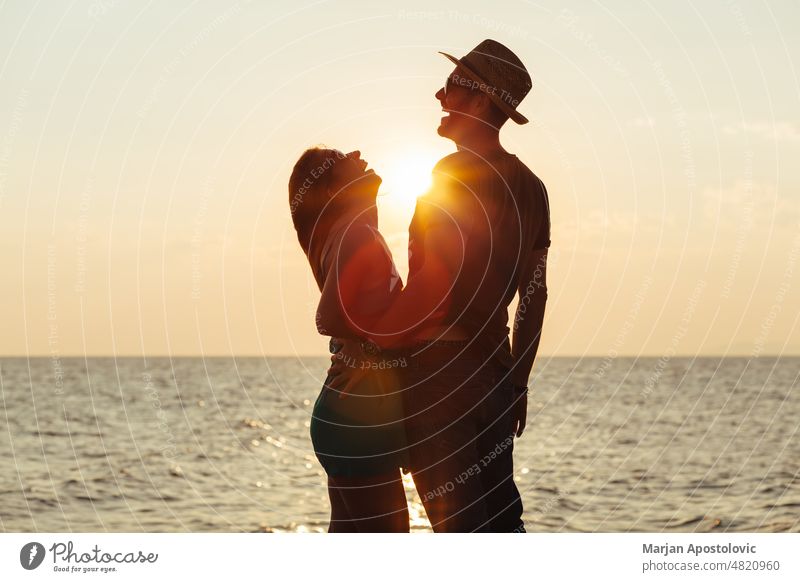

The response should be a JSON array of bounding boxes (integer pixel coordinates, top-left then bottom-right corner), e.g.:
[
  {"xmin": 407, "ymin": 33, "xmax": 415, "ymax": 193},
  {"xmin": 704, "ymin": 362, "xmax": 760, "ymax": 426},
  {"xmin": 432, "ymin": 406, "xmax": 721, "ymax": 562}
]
[{"xmin": 288, "ymin": 147, "xmax": 340, "ymax": 254}]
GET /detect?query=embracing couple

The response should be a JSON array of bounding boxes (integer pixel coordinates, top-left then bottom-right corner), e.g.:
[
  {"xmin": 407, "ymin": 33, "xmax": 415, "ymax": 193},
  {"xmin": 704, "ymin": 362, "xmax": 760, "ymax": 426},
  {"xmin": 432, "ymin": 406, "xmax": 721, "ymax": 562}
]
[{"xmin": 288, "ymin": 40, "xmax": 550, "ymax": 533}]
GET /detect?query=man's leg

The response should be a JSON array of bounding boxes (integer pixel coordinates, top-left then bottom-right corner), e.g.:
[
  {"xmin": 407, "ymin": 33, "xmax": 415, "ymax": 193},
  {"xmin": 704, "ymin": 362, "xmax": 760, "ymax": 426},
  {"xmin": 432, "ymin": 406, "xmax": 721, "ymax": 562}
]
[
  {"xmin": 476, "ymin": 381, "xmax": 525, "ymax": 532},
  {"xmin": 404, "ymin": 354, "xmax": 503, "ymax": 532},
  {"xmin": 407, "ymin": 414, "xmax": 492, "ymax": 532}
]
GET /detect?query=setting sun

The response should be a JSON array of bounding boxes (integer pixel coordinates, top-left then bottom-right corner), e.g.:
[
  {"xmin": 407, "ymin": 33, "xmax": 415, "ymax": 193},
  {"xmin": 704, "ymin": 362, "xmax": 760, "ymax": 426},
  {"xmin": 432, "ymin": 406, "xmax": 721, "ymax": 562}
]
[{"xmin": 378, "ymin": 150, "xmax": 436, "ymax": 209}]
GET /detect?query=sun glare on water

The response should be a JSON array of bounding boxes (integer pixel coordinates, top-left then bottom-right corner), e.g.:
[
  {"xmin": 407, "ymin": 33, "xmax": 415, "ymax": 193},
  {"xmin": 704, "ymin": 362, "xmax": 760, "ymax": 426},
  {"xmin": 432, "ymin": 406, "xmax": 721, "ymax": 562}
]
[{"xmin": 402, "ymin": 470, "xmax": 432, "ymax": 532}]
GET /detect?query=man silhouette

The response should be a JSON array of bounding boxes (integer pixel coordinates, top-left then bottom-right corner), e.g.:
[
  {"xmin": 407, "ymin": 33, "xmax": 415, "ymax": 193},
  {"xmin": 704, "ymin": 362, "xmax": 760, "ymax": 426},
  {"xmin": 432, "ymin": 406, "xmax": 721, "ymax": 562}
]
[
  {"xmin": 405, "ymin": 40, "xmax": 550, "ymax": 532},
  {"xmin": 328, "ymin": 39, "xmax": 550, "ymax": 532}
]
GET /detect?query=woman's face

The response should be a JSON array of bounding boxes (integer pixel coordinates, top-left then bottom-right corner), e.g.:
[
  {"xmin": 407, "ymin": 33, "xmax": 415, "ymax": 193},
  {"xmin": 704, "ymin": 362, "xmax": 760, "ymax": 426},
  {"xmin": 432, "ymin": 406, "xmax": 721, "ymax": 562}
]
[{"xmin": 329, "ymin": 150, "xmax": 382, "ymax": 203}]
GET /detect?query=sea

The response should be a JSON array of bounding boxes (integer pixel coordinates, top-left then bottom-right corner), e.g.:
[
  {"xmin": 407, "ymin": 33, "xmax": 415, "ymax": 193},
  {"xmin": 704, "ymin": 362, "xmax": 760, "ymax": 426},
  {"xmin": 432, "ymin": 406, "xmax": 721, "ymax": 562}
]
[{"xmin": 1, "ymin": 356, "xmax": 798, "ymax": 532}]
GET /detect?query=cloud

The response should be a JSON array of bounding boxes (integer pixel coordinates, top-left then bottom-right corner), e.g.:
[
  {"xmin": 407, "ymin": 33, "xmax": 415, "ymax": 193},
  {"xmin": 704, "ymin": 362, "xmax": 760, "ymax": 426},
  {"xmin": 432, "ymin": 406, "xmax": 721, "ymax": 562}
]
[
  {"xmin": 556, "ymin": 209, "xmax": 677, "ymax": 245},
  {"xmin": 628, "ymin": 116, "xmax": 656, "ymax": 128},
  {"xmin": 701, "ymin": 181, "xmax": 799, "ymax": 233},
  {"xmin": 723, "ymin": 121, "xmax": 800, "ymax": 142}
]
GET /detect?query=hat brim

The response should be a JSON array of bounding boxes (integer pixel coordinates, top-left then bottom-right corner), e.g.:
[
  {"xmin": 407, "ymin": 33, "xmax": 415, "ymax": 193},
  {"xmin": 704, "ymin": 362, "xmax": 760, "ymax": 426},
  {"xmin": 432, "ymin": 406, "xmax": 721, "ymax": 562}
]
[{"xmin": 439, "ymin": 51, "xmax": 529, "ymax": 125}]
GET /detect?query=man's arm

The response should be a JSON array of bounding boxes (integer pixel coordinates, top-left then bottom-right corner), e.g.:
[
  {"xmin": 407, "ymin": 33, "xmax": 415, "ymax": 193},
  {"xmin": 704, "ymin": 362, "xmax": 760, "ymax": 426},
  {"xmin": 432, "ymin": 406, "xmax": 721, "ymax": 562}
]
[
  {"xmin": 367, "ymin": 167, "xmax": 470, "ymax": 348},
  {"xmin": 510, "ymin": 248, "xmax": 548, "ymax": 385},
  {"xmin": 325, "ymin": 218, "xmax": 463, "ymax": 397},
  {"xmin": 368, "ymin": 220, "xmax": 464, "ymax": 348},
  {"xmin": 509, "ymin": 248, "xmax": 548, "ymax": 436}
]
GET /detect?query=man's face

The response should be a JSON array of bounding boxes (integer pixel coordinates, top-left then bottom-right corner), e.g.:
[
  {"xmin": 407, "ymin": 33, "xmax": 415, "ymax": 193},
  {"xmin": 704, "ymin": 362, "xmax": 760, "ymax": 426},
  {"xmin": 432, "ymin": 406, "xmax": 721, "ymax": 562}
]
[{"xmin": 435, "ymin": 68, "xmax": 481, "ymax": 141}]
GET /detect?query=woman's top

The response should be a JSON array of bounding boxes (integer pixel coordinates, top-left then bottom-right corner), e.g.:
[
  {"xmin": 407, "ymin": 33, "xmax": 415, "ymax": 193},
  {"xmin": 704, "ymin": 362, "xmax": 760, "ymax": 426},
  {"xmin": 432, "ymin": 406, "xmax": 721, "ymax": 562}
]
[{"xmin": 307, "ymin": 206, "xmax": 402, "ymax": 340}]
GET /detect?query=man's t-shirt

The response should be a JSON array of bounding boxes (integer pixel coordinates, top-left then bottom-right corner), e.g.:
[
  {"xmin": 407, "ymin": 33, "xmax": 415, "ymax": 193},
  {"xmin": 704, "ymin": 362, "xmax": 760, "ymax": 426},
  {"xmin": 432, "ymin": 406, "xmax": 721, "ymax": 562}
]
[{"xmin": 407, "ymin": 150, "xmax": 550, "ymax": 369}]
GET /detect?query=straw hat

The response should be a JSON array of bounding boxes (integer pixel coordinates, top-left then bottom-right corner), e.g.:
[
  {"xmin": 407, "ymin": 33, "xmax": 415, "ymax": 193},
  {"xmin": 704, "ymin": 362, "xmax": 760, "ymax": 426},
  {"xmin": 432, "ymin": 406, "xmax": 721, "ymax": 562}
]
[{"xmin": 439, "ymin": 39, "xmax": 532, "ymax": 125}]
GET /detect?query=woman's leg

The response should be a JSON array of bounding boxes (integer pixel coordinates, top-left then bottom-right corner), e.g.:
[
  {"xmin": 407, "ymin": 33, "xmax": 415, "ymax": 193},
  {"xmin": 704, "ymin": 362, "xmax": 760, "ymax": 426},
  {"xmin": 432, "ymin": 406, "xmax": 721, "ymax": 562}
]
[
  {"xmin": 327, "ymin": 470, "xmax": 409, "ymax": 532},
  {"xmin": 327, "ymin": 477, "xmax": 358, "ymax": 533}
]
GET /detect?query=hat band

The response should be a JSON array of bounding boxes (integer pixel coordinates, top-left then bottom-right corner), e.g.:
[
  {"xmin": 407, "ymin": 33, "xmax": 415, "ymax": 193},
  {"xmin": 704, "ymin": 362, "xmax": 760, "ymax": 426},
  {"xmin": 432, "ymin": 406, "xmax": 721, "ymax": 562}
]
[{"xmin": 450, "ymin": 71, "xmax": 523, "ymax": 109}]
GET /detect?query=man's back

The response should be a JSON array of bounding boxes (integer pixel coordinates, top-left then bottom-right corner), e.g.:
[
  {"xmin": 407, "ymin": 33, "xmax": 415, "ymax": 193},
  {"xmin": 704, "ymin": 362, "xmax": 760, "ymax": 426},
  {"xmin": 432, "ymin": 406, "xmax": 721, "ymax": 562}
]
[{"xmin": 408, "ymin": 150, "xmax": 550, "ymax": 368}]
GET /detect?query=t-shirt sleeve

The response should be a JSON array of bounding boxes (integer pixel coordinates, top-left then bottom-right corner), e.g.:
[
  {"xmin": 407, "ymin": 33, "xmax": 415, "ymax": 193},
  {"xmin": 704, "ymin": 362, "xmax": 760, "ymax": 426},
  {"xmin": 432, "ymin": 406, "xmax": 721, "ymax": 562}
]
[{"xmin": 533, "ymin": 180, "xmax": 551, "ymax": 250}]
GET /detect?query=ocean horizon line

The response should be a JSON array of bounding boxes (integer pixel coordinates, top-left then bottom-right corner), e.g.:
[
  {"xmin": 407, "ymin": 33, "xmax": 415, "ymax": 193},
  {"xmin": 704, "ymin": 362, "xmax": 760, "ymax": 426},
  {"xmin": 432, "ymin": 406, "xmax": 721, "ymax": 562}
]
[{"xmin": 3, "ymin": 353, "xmax": 798, "ymax": 359}]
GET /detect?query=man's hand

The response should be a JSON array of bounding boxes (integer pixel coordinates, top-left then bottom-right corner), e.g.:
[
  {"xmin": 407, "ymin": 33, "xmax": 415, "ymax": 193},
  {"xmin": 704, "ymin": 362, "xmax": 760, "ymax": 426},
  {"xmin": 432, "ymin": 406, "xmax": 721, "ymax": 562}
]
[{"xmin": 511, "ymin": 387, "xmax": 528, "ymax": 437}]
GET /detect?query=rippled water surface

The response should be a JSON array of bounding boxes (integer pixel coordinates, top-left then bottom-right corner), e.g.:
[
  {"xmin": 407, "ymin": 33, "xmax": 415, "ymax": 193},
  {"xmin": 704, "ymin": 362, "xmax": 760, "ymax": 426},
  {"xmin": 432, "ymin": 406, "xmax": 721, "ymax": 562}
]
[{"xmin": 1, "ymin": 357, "xmax": 798, "ymax": 532}]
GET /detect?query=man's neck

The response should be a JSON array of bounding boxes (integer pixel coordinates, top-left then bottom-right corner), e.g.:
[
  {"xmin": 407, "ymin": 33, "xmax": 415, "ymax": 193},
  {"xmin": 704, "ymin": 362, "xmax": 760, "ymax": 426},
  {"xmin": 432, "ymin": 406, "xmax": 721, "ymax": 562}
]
[{"xmin": 454, "ymin": 127, "xmax": 506, "ymax": 157}]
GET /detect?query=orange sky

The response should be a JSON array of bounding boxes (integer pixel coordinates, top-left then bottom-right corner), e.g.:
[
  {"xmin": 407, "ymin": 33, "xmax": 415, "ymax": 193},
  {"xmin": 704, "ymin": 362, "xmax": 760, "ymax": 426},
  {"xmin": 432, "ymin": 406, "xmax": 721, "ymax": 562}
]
[{"xmin": 1, "ymin": 0, "xmax": 798, "ymax": 357}]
